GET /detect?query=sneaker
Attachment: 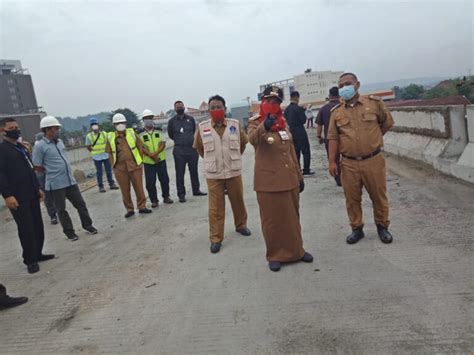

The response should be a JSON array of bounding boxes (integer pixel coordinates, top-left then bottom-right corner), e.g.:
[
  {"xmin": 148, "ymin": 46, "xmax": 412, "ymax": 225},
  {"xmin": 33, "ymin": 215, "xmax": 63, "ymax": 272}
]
[
  {"xmin": 163, "ymin": 197, "xmax": 173, "ymax": 204},
  {"xmin": 50, "ymin": 216, "xmax": 58, "ymax": 225},
  {"xmin": 0, "ymin": 295, "xmax": 28, "ymax": 310},
  {"xmin": 67, "ymin": 233, "xmax": 79, "ymax": 241},
  {"xmin": 99, "ymin": 186, "xmax": 106, "ymax": 193},
  {"xmin": 84, "ymin": 226, "xmax": 98, "ymax": 235},
  {"xmin": 151, "ymin": 201, "xmax": 159, "ymax": 208},
  {"xmin": 109, "ymin": 184, "xmax": 120, "ymax": 190},
  {"xmin": 302, "ymin": 170, "xmax": 315, "ymax": 177}
]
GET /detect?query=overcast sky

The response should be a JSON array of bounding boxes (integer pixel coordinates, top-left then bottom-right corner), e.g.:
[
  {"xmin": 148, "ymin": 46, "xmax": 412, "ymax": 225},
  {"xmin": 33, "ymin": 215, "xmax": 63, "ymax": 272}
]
[{"xmin": 1, "ymin": 0, "xmax": 472, "ymax": 117}]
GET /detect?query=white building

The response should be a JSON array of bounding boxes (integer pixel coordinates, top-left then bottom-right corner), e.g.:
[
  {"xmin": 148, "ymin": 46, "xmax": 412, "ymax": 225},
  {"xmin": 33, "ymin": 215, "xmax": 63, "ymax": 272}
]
[{"xmin": 258, "ymin": 70, "xmax": 343, "ymax": 106}]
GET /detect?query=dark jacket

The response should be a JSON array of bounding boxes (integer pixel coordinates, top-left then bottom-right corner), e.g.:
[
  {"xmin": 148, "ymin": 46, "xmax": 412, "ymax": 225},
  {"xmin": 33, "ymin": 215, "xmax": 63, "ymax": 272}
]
[
  {"xmin": 316, "ymin": 100, "xmax": 340, "ymax": 139},
  {"xmin": 167, "ymin": 114, "xmax": 197, "ymax": 152},
  {"xmin": 0, "ymin": 141, "xmax": 40, "ymax": 202},
  {"xmin": 283, "ymin": 103, "xmax": 308, "ymax": 141}
]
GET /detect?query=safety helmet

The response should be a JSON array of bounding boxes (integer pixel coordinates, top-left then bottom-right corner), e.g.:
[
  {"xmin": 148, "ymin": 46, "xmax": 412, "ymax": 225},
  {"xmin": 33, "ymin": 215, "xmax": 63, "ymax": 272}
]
[
  {"xmin": 89, "ymin": 117, "xmax": 98, "ymax": 125},
  {"xmin": 112, "ymin": 113, "xmax": 127, "ymax": 124},
  {"xmin": 40, "ymin": 116, "xmax": 61, "ymax": 129},
  {"xmin": 141, "ymin": 109, "xmax": 154, "ymax": 119}
]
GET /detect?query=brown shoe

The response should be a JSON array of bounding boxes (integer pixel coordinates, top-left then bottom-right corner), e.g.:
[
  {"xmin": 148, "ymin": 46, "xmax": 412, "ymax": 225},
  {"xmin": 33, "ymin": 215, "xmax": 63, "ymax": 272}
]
[{"xmin": 163, "ymin": 197, "xmax": 173, "ymax": 204}]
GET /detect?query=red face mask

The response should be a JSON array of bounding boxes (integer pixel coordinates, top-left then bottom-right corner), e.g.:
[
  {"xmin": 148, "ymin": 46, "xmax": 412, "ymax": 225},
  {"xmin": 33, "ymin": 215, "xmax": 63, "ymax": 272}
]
[
  {"xmin": 210, "ymin": 109, "xmax": 225, "ymax": 122},
  {"xmin": 261, "ymin": 101, "xmax": 281, "ymax": 115}
]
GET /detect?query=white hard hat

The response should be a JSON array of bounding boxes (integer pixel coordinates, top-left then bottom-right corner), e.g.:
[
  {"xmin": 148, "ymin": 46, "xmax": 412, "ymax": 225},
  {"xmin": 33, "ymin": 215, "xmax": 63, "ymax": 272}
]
[
  {"xmin": 112, "ymin": 113, "xmax": 127, "ymax": 124},
  {"xmin": 141, "ymin": 109, "xmax": 154, "ymax": 119},
  {"xmin": 40, "ymin": 116, "xmax": 61, "ymax": 129}
]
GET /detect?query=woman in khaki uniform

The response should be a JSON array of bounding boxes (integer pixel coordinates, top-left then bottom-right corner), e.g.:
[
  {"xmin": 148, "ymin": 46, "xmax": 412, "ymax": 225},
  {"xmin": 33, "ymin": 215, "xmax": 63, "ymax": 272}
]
[{"xmin": 248, "ymin": 86, "xmax": 313, "ymax": 272}]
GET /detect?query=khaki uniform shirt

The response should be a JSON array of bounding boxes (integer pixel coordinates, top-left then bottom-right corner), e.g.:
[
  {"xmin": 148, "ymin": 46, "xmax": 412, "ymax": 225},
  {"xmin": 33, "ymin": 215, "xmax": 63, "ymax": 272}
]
[
  {"xmin": 248, "ymin": 115, "xmax": 303, "ymax": 192},
  {"xmin": 327, "ymin": 95, "xmax": 394, "ymax": 157}
]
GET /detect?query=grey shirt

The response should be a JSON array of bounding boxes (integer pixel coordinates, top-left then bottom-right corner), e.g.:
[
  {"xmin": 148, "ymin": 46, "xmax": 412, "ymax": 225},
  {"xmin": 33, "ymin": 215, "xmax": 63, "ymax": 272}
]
[
  {"xmin": 167, "ymin": 114, "xmax": 197, "ymax": 153},
  {"xmin": 32, "ymin": 138, "xmax": 76, "ymax": 191}
]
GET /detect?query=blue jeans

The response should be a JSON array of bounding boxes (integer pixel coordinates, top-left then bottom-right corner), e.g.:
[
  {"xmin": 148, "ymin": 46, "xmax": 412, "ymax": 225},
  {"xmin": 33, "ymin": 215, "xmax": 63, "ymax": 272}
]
[{"xmin": 94, "ymin": 159, "xmax": 115, "ymax": 188}]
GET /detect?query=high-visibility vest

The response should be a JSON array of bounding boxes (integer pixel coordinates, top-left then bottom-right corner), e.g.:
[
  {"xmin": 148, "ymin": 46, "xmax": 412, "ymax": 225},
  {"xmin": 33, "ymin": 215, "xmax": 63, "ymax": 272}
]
[
  {"xmin": 139, "ymin": 130, "xmax": 166, "ymax": 164},
  {"xmin": 108, "ymin": 128, "xmax": 143, "ymax": 166},
  {"xmin": 86, "ymin": 131, "xmax": 108, "ymax": 156}
]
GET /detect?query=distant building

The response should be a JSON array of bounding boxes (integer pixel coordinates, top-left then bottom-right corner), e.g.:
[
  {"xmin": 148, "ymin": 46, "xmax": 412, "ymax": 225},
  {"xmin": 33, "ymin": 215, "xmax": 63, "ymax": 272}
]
[
  {"xmin": 258, "ymin": 69, "xmax": 343, "ymax": 106},
  {"xmin": 0, "ymin": 60, "xmax": 40, "ymax": 114},
  {"xmin": 0, "ymin": 60, "xmax": 44, "ymax": 143}
]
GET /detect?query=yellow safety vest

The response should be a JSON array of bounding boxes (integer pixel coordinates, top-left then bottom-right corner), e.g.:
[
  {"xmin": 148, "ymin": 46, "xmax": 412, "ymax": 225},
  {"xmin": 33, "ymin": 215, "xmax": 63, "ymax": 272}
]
[
  {"xmin": 139, "ymin": 130, "xmax": 166, "ymax": 164},
  {"xmin": 87, "ymin": 131, "xmax": 108, "ymax": 156},
  {"xmin": 108, "ymin": 128, "xmax": 143, "ymax": 166}
]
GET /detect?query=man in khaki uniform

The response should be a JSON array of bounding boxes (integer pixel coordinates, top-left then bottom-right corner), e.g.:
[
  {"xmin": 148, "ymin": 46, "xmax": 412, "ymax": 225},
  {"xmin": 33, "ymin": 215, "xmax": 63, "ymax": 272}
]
[
  {"xmin": 328, "ymin": 72, "xmax": 394, "ymax": 244},
  {"xmin": 193, "ymin": 95, "xmax": 251, "ymax": 253},
  {"xmin": 105, "ymin": 113, "xmax": 152, "ymax": 218}
]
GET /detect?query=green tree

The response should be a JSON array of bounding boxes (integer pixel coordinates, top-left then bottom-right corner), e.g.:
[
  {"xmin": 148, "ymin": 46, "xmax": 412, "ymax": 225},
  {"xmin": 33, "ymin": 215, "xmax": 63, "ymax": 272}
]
[
  {"xmin": 111, "ymin": 108, "xmax": 138, "ymax": 127},
  {"xmin": 100, "ymin": 120, "xmax": 114, "ymax": 132},
  {"xmin": 423, "ymin": 86, "xmax": 457, "ymax": 99},
  {"xmin": 400, "ymin": 84, "xmax": 425, "ymax": 100}
]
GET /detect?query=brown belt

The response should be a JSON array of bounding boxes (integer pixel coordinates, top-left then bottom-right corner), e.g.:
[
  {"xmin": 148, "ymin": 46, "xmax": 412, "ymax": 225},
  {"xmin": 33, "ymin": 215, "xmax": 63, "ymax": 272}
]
[{"xmin": 342, "ymin": 148, "xmax": 382, "ymax": 161}]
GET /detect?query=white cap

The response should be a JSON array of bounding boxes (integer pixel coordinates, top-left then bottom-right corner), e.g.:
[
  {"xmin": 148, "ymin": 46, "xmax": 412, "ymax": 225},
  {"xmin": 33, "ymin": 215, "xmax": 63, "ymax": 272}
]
[
  {"xmin": 112, "ymin": 113, "xmax": 127, "ymax": 124},
  {"xmin": 141, "ymin": 109, "xmax": 154, "ymax": 119},
  {"xmin": 40, "ymin": 116, "xmax": 61, "ymax": 129}
]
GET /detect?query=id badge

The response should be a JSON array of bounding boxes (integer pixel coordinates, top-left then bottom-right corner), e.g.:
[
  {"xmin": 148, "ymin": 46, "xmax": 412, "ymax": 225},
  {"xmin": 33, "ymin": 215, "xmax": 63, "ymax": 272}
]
[{"xmin": 278, "ymin": 131, "xmax": 290, "ymax": 141}]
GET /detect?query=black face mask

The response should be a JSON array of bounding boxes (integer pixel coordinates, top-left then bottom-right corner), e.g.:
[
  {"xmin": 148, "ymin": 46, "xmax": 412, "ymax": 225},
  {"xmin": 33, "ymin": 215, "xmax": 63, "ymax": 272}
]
[
  {"xmin": 4, "ymin": 129, "xmax": 21, "ymax": 140},
  {"xmin": 176, "ymin": 108, "xmax": 185, "ymax": 115}
]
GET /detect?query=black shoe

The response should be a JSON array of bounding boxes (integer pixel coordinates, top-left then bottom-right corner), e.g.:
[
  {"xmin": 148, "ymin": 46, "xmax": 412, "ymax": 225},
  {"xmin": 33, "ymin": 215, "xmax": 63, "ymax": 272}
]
[
  {"xmin": 124, "ymin": 211, "xmax": 135, "ymax": 218},
  {"xmin": 109, "ymin": 184, "xmax": 120, "ymax": 190},
  {"xmin": 210, "ymin": 242, "xmax": 221, "ymax": 254},
  {"xmin": 269, "ymin": 261, "xmax": 281, "ymax": 272},
  {"xmin": 151, "ymin": 201, "xmax": 159, "ymax": 208},
  {"xmin": 99, "ymin": 186, "xmax": 106, "ymax": 193},
  {"xmin": 377, "ymin": 225, "xmax": 393, "ymax": 244},
  {"xmin": 236, "ymin": 227, "xmax": 251, "ymax": 236},
  {"xmin": 163, "ymin": 197, "xmax": 173, "ymax": 204},
  {"xmin": 0, "ymin": 295, "xmax": 28, "ymax": 310},
  {"xmin": 38, "ymin": 254, "xmax": 55, "ymax": 262},
  {"xmin": 346, "ymin": 228, "xmax": 365, "ymax": 244},
  {"xmin": 179, "ymin": 196, "xmax": 186, "ymax": 203},
  {"xmin": 50, "ymin": 216, "xmax": 58, "ymax": 225},
  {"xmin": 84, "ymin": 226, "xmax": 98, "ymax": 234},
  {"xmin": 193, "ymin": 191, "xmax": 207, "ymax": 196},
  {"xmin": 302, "ymin": 170, "xmax": 315, "ymax": 177},
  {"xmin": 301, "ymin": 252, "xmax": 313, "ymax": 263},
  {"xmin": 139, "ymin": 208, "xmax": 152, "ymax": 214},
  {"xmin": 27, "ymin": 263, "xmax": 39, "ymax": 274},
  {"xmin": 67, "ymin": 233, "xmax": 79, "ymax": 241}
]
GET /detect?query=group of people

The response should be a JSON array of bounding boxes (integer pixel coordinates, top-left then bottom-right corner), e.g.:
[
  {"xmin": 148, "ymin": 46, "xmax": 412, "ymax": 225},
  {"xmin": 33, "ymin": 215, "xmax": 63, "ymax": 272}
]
[{"xmin": 0, "ymin": 72, "xmax": 395, "ymax": 310}]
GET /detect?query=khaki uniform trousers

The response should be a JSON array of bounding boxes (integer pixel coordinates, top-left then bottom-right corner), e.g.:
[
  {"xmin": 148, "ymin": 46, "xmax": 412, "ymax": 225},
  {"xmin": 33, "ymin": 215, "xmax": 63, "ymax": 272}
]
[
  {"xmin": 207, "ymin": 175, "xmax": 248, "ymax": 243},
  {"xmin": 114, "ymin": 167, "xmax": 147, "ymax": 211},
  {"xmin": 340, "ymin": 153, "xmax": 390, "ymax": 229}
]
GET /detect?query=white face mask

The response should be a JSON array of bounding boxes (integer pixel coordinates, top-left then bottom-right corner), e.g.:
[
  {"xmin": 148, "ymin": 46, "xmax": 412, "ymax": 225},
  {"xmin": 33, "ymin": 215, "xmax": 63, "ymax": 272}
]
[
  {"xmin": 116, "ymin": 123, "xmax": 126, "ymax": 132},
  {"xmin": 91, "ymin": 124, "xmax": 99, "ymax": 131}
]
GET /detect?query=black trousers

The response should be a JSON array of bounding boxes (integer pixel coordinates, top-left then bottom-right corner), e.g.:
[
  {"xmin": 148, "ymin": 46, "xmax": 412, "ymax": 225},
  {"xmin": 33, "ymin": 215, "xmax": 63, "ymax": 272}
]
[
  {"xmin": 0, "ymin": 284, "xmax": 5, "ymax": 299},
  {"xmin": 144, "ymin": 160, "xmax": 171, "ymax": 202},
  {"xmin": 173, "ymin": 149, "xmax": 200, "ymax": 198},
  {"xmin": 9, "ymin": 198, "xmax": 45, "ymax": 265},
  {"xmin": 51, "ymin": 184, "xmax": 93, "ymax": 237},
  {"xmin": 294, "ymin": 135, "xmax": 311, "ymax": 173}
]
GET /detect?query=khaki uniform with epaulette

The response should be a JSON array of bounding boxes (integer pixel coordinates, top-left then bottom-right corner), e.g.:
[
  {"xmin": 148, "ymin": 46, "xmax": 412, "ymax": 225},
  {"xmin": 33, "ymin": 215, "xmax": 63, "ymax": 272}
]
[{"xmin": 327, "ymin": 94, "xmax": 394, "ymax": 235}]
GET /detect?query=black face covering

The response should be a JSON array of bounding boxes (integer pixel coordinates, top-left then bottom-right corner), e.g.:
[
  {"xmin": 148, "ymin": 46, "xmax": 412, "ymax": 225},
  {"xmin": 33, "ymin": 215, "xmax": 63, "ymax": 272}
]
[
  {"xmin": 5, "ymin": 129, "xmax": 21, "ymax": 140},
  {"xmin": 176, "ymin": 108, "xmax": 185, "ymax": 115}
]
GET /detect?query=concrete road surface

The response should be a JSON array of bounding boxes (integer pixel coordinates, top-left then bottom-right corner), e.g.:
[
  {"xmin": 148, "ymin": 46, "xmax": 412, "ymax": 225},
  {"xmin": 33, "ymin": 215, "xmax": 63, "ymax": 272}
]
[{"xmin": 1, "ymin": 137, "xmax": 473, "ymax": 354}]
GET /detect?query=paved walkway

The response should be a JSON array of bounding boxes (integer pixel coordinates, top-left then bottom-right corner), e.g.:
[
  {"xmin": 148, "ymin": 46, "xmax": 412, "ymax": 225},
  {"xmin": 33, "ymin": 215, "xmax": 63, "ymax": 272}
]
[{"xmin": 0, "ymin": 136, "xmax": 473, "ymax": 354}]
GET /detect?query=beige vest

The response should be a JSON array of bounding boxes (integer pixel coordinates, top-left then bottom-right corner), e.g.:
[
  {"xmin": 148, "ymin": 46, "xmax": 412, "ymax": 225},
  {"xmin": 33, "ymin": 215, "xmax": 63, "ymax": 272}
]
[{"xmin": 199, "ymin": 119, "xmax": 242, "ymax": 179}]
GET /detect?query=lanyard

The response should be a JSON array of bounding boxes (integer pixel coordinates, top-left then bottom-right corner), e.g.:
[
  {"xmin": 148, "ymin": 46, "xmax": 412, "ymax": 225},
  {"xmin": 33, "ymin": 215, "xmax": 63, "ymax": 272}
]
[{"xmin": 15, "ymin": 145, "xmax": 34, "ymax": 169}]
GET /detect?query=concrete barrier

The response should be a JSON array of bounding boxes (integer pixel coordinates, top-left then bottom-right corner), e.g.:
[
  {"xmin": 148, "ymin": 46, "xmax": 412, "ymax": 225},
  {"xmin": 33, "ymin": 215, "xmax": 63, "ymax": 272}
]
[{"xmin": 384, "ymin": 104, "xmax": 473, "ymax": 183}]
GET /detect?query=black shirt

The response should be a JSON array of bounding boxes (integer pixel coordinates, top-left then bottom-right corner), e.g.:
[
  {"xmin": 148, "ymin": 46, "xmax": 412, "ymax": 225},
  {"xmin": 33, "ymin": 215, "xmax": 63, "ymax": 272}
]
[
  {"xmin": 167, "ymin": 114, "xmax": 197, "ymax": 152},
  {"xmin": 0, "ymin": 141, "xmax": 40, "ymax": 202},
  {"xmin": 283, "ymin": 103, "xmax": 308, "ymax": 140},
  {"xmin": 315, "ymin": 100, "xmax": 340, "ymax": 139}
]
